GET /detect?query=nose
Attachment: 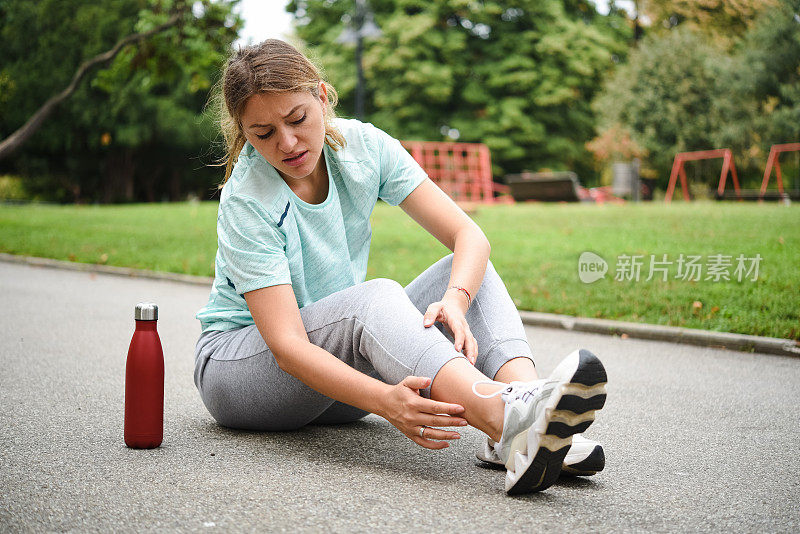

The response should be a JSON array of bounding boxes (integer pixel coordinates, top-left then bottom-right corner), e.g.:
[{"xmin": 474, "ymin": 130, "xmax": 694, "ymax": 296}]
[{"xmin": 276, "ymin": 128, "xmax": 297, "ymax": 154}]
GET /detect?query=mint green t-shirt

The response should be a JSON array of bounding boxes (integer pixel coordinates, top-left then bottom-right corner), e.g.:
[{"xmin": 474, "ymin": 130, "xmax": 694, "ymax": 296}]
[{"xmin": 195, "ymin": 118, "xmax": 429, "ymax": 333}]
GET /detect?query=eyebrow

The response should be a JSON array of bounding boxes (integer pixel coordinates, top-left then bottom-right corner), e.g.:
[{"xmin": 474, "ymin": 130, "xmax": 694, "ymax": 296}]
[{"xmin": 248, "ymin": 105, "xmax": 303, "ymax": 129}]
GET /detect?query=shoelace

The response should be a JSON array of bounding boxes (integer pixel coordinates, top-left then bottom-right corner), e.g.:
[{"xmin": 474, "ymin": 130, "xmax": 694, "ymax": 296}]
[
  {"xmin": 472, "ymin": 379, "xmax": 513, "ymax": 399},
  {"xmin": 472, "ymin": 379, "xmax": 548, "ymax": 400}
]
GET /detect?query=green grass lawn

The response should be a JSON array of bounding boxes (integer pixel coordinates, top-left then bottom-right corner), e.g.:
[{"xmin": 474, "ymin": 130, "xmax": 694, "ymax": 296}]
[{"xmin": 1, "ymin": 200, "xmax": 797, "ymax": 340}]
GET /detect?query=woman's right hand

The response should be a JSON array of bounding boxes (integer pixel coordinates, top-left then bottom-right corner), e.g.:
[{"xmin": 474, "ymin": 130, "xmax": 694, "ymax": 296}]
[{"xmin": 378, "ymin": 375, "xmax": 469, "ymax": 450}]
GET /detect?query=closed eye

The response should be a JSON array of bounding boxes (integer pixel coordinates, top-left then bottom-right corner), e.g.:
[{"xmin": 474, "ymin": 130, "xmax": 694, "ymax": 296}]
[{"xmin": 255, "ymin": 113, "xmax": 306, "ymax": 140}]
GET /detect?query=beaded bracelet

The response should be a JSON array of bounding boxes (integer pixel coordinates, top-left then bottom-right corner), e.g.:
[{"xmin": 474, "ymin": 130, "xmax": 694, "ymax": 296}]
[{"xmin": 447, "ymin": 285, "xmax": 472, "ymax": 309}]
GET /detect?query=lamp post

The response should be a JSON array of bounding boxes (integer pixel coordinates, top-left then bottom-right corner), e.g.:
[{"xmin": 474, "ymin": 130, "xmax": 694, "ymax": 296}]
[{"xmin": 336, "ymin": 0, "xmax": 381, "ymax": 120}]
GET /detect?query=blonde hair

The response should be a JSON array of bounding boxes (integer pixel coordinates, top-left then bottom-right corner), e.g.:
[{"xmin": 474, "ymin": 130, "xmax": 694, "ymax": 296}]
[{"xmin": 208, "ymin": 39, "xmax": 345, "ymax": 188}]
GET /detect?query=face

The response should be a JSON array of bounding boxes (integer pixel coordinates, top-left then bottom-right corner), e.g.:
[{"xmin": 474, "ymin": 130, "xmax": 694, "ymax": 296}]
[{"xmin": 240, "ymin": 83, "xmax": 327, "ymax": 183}]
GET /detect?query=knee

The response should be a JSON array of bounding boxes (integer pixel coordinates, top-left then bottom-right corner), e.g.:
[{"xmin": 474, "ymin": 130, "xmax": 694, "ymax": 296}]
[
  {"xmin": 363, "ymin": 277, "xmax": 409, "ymax": 315},
  {"xmin": 365, "ymin": 277, "xmax": 406, "ymax": 301},
  {"xmin": 366, "ymin": 277, "xmax": 405, "ymax": 292}
]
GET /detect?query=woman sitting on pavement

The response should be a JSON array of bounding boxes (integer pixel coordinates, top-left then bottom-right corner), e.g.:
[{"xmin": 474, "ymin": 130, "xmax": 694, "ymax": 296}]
[{"xmin": 193, "ymin": 39, "xmax": 607, "ymax": 494}]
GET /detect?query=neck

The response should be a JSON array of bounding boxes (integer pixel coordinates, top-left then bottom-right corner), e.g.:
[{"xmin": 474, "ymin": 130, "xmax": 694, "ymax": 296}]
[
  {"xmin": 311, "ymin": 145, "xmax": 327, "ymax": 184},
  {"xmin": 280, "ymin": 147, "xmax": 328, "ymax": 204}
]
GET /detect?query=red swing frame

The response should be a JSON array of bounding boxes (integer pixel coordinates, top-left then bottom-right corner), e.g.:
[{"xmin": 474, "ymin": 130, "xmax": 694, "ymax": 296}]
[
  {"xmin": 759, "ymin": 143, "xmax": 800, "ymax": 200},
  {"xmin": 665, "ymin": 149, "xmax": 740, "ymax": 203}
]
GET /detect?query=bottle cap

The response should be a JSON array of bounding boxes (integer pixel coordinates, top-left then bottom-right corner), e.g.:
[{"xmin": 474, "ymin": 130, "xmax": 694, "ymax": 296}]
[{"xmin": 135, "ymin": 302, "xmax": 158, "ymax": 321}]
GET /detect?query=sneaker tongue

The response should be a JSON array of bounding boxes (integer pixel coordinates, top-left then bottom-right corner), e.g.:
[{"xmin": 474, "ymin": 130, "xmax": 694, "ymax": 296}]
[
  {"xmin": 508, "ymin": 378, "xmax": 548, "ymax": 392},
  {"xmin": 504, "ymin": 379, "xmax": 549, "ymax": 402}
]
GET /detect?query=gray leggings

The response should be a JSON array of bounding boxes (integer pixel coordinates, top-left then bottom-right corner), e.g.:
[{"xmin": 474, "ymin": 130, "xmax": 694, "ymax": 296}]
[{"xmin": 193, "ymin": 253, "xmax": 534, "ymax": 431}]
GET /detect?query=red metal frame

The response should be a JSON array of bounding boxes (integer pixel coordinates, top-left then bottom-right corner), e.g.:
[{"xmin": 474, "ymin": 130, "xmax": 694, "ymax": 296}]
[
  {"xmin": 665, "ymin": 149, "xmax": 740, "ymax": 202},
  {"xmin": 760, "ymin": 143, "xmax": 800, "ymax": 199},
  {"xmin": 401, "ymin": 141, "xmax": 513, "ymax": 205}
]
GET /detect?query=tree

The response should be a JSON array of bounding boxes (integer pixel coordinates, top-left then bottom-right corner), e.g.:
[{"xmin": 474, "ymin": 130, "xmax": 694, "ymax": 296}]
[
  {"xmin": 0, "ymin": 8, "xmax": 185, "ymax": 161},
  {"xmin": 592, "ymin": 0, "xmax": 800, "ymax": 190},
  {"xmin": 593, "ymin": 28, "xmax": 725, "ymax": 186},
  {"xmin": 0, "ymin": 0, "xmax": 241, "ymax": 203},
  {"xmin": 713, "ymin": 0, "xmax": 800, "ymax": 169},
  {"xmin": 288, "ymin": 0, "xmax": 630, "ymax": 180},
  {"xmin": 637, "ymin": 0, "xmax": 777, "ymax": 46}
]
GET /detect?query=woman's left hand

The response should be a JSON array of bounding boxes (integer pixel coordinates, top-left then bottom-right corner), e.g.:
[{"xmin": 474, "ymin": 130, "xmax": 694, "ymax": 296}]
[{"xmin": 423, "ymin": 294, "xmax": 478, "ymax": 365}]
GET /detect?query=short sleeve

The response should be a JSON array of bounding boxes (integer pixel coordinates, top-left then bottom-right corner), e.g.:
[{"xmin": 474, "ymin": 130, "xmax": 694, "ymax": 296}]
[
  {"xmin": 369, "ymin": 125, "xmax": 429, "ymax": 206},
  {"xmin": 217, "ymin": 193, "xmax": 292, "ymax": 295}
]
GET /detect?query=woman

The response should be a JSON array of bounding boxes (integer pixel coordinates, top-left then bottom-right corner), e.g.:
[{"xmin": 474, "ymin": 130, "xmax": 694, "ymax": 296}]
[{"xmin": 194, "ymin": 39, "xmax": 607, "ymax": 495}]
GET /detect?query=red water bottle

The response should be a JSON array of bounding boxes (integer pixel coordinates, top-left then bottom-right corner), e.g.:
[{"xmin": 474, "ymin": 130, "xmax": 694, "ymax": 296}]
[{"xmin": 124, "ymin": 302, "xmax": 164, "ymax": 448}]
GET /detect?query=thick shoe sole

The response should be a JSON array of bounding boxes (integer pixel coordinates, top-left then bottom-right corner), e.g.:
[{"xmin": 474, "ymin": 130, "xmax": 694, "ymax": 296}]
[
  {"xmin": 504, "ymin": 349, "xmax": 607, "ymax": 495},
  {"xmin": 476, "ymin": 441, "xmax": 605, "ymax": 477},
  {"xmin": 561, "ymin": 445, "xmax": 605, "ymax": 476}
]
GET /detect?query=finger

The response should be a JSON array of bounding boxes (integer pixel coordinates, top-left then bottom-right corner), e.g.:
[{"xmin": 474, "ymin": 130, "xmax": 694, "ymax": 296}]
[
  {"xmin": 454, "ymin": 322, "xmax": 474, "ymax": 364},
  {"xmin": 401, "ymin": 375, "xmax": 430, "ymax": 391},
  {"xmin": 421, "ymin": 399, "xmax": 465, "ymax": 415},
  {"xmin": 462, "ymin": 324, "xmax": 477, "ymax": 364},
  {"xmin": 453, "ymin": 322, "xmax": 465, "ymax": 353},
  {"xmin": 442, "ymin": 320, "xmax": 454, "ymax": 338},
  {"xmin": 410, "ymin": 435, "xmax": 450, "ymax": 450},
  {"xmin": 418, "ymin": 426, "xmax": 462, "ymax": 441},
  {"xmin": 423, "ymin": 304, "xmax": 442, "ymax": 327},
  {"xmin": 422, "ymin": 414, "xmax": 469, "ymax": 427},
  {"xmin": 468, "ymin": 334, "xmax": 478, "ymax": 365}
]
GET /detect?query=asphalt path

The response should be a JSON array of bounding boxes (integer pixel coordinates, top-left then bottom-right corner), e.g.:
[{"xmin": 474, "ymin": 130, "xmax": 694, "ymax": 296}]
[{"xmin": 1, "ymin": 261, "xmax": 798, "ymax": 533}]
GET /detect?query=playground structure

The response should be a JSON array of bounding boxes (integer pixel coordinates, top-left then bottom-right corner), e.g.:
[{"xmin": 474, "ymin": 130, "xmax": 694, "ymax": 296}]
[
  {"xmin": 760, "ymin": 142, "xmax": 800, "ymax": 199},
  {"xmin": 401, "ymin": 141, "xmax": 513, "ymax": 206},
  {"xmin": 665, "ymin": 144, "xmax": 799, "ymax": 202},
  {"xmin": 402, "ymin": 141, "xmax": 624, "ymax": 206},
  {"xmin": 665, "ymin": 149, "xmax": 740, "ymax": 202},
  {"xmin": 403, "ymin": 140, "xmax": 798, "ymax": 205}
]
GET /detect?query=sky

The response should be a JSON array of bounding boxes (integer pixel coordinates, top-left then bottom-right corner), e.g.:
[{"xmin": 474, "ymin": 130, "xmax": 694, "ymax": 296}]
[
  {"xmin": 230, "ymin": 0, "xmax": 637, "ymax": 48},
  {"xmin": 594, "ymin": 0, "xmax": 636, "ymax": 16},
  {"xmin": 233, "ymin": 0, "xmax": 294, "ymax": 48}
]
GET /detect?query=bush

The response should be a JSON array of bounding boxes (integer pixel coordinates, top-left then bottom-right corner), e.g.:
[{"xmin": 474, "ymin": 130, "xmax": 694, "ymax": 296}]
[
  {"xmin": 0, "ymin": 175, "xmax": 33, "ymax": 201},
  {"xmin": 593, "ymin": 1, "xmax": 800, "ymax": 190},
  {"xmin": 593, "ymin": 28, "xmax": 725, "ymax": 189}
]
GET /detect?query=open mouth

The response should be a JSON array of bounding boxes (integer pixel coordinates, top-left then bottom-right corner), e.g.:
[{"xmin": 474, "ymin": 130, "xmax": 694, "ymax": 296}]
[{"xmin": 283, "ymin": 151, "xmax": 308, "ymax": 163}]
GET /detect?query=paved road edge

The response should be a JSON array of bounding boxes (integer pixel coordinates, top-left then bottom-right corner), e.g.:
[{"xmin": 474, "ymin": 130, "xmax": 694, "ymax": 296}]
[
  {"xmin": 0, "ymin": 252, "xmax": 212, "ymax": 286},
  {"xmin": 518, "ymin": 311, "xmax": 799, "ymax": 358},
  {"xmin": 3, "ymin": 252, "xmax": 798, "ymax": 358}
]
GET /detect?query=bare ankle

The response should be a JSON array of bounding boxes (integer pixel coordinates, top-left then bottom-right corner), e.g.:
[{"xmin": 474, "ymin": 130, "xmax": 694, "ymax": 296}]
[
  {"xmin": 494, "ymin": 356, "xmax": 538, "ymax": 383},
  {"xmin": 485, "ymin": 402, "xmax": 505, "ymax": 442},
  {"xmin": 488, "ymin": 420, "xmax": 503, "ymax": 443}
]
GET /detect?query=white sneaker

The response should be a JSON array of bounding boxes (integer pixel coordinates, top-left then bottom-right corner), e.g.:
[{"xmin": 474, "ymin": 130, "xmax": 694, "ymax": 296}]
[
  {"xmin": 477, "ymin": 434, "xmax": 605, "ymax": 476},
  {"xmin": 472, "ymin": 349, "xmax": 607, "ymax": 494},
  {"xmin": 562, "ymin": 435, "xmax": 605, "ymax": 476}
]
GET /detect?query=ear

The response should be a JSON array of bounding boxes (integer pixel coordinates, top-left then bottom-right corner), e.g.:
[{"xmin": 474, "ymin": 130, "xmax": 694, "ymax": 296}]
[{"xmin": 318, "ymin": 81, "xmax": 328, "ymax": 108}]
